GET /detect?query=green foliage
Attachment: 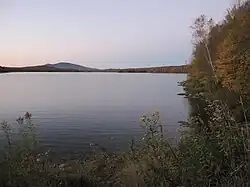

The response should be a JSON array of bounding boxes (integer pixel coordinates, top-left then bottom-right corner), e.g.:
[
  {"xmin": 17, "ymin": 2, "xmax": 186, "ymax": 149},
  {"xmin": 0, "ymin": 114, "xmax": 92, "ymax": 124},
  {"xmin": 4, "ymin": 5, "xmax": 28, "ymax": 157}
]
[{"xmin": 179, "ymin": 99, "xmax": 249, "ymax": 186}]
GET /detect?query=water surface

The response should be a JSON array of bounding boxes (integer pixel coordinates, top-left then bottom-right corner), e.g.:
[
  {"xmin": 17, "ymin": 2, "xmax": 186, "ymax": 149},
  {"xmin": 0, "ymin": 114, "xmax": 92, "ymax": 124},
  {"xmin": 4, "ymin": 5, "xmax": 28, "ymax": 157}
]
[{"xmin": 0, "ymin": 73, "xmax": 188, "ymax": 153}]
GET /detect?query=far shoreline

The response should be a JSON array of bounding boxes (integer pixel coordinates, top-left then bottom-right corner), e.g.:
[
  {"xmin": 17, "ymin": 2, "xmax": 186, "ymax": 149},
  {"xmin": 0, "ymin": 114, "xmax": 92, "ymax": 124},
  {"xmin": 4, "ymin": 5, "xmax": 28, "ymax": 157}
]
[
  {"xmin": 0, "ymin": 64, "xmax": 188, "ymax": 74},
  {"xmin": 0, "ymin": 71, "xmax": 188, "ymax": 74}
]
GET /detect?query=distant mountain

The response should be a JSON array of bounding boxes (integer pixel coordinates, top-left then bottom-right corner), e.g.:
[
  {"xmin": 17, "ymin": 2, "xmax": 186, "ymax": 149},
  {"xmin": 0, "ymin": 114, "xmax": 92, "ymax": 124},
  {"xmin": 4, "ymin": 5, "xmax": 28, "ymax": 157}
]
[
  {"xmin": 0, "ymin": 65, "xmax": 77, "ymax": 73},
  {"xmin": 46, "ymin": 62, "xmax": 98, "ymax": 71}
]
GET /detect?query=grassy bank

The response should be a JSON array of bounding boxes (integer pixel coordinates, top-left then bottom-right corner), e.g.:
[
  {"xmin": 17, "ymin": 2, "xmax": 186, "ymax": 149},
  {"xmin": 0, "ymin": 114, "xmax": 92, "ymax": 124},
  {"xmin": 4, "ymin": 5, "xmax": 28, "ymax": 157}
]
[{"xmin": 0, "ymin": 107, "xmax": 248, "ymax": 186}]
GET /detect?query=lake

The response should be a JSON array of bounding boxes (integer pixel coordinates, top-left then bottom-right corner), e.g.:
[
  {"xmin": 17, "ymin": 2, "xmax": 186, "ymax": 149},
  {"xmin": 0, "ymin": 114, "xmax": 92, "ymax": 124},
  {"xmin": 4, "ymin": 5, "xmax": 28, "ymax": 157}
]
[{"xmin": 0, "ymin": 73, "xmax": 188, "ymax": 153}]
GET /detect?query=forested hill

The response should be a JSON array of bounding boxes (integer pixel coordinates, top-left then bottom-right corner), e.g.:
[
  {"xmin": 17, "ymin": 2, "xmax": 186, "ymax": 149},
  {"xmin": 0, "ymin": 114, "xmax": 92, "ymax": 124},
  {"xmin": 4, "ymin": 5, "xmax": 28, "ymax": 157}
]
[{"xmin": 0, "ymin": 65, "xmax": 83, "ymax": 73}]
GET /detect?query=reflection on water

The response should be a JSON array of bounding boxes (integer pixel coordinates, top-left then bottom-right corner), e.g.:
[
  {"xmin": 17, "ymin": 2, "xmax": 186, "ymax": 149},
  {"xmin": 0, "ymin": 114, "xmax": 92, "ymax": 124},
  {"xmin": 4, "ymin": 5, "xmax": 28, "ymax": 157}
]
[{"xmin": 0, "ymin": 73, "xmax": 188, "ymax": 153}]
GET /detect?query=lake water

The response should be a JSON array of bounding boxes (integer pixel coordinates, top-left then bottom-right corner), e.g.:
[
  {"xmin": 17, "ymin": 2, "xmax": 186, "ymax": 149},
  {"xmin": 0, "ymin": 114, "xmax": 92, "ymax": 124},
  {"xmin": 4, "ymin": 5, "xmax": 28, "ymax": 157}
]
[{"xmin": 0, "ymin": 73, "xmax": 188, "ymax": 153}]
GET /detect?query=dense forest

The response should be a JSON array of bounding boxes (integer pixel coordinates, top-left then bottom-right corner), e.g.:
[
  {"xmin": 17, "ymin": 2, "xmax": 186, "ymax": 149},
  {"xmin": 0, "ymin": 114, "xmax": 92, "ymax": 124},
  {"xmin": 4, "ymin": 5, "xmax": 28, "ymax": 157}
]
[
  {"xmin": 184, "ymin": 1, "xmax": 250, "ymax": 122},
  {"xmin": 0, "ymin": 1, "xmax": 249, "ymax": 187},
  {"xmin": 106, "ymin": 65, "xmax": 188, "ymax": 73}
]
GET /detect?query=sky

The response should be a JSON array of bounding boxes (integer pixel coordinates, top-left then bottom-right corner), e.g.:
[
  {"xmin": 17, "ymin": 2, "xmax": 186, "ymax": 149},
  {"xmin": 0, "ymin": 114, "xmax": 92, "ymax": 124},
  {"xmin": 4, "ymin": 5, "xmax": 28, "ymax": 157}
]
[{"xmin": 0, "ymin": 0, "xmax": 233, "ymax": 69}]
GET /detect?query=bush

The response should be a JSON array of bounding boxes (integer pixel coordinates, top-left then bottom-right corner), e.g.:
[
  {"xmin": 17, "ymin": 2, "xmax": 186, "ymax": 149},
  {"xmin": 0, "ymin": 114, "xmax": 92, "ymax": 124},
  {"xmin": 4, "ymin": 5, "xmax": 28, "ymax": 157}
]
[{"xmin": 0, "ymin": 108, "xmax": 248, "ymax": 187}]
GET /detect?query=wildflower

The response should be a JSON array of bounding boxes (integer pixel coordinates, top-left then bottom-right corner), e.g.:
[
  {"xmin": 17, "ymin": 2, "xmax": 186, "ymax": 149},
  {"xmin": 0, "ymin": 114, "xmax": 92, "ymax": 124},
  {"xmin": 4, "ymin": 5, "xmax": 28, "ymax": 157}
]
[
  {"xmin": 16, "ymin": 117, "xmax": 24, "ymax": 124},
  {"xmin": 59, "ymin": 164, "xmax": 66, "ymax": 170},
  {"xmin": 24, "ymin": 112, "xmax": 32, "ymax": 119},
  {"xmin": 45, "ymin": 150, "xmax": 50, "ymax": 156}
]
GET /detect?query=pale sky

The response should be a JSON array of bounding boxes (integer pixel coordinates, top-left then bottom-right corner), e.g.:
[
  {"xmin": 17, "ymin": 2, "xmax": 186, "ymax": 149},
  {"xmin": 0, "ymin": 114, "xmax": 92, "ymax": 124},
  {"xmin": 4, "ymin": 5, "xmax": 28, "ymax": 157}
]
[{"xmin": 1, "ymin": 0, "xmax": 232, "ymax": 69}]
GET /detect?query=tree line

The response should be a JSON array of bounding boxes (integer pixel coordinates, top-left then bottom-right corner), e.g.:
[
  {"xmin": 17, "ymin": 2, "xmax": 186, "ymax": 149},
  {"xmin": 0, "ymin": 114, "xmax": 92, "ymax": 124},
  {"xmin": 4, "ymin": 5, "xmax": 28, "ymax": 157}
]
[{"xmin": 184, "ymin": 0, "xmax": 250, "ymax": 122}]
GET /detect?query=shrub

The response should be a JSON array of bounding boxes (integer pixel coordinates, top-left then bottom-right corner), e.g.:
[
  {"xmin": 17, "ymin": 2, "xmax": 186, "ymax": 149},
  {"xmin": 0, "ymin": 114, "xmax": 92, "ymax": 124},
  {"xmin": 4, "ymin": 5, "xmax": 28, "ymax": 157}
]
[{"xmin": 0, "ymin": 107, "xmax": 248, "ymax": 187}]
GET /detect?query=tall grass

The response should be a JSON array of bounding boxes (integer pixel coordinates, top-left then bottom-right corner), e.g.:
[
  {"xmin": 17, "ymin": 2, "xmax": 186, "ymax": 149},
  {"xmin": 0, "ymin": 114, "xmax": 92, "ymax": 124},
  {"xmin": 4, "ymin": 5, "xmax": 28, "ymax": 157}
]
[{"xmin": 0, "ymin": 106, "xmax": 248, "ymax": 186}]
